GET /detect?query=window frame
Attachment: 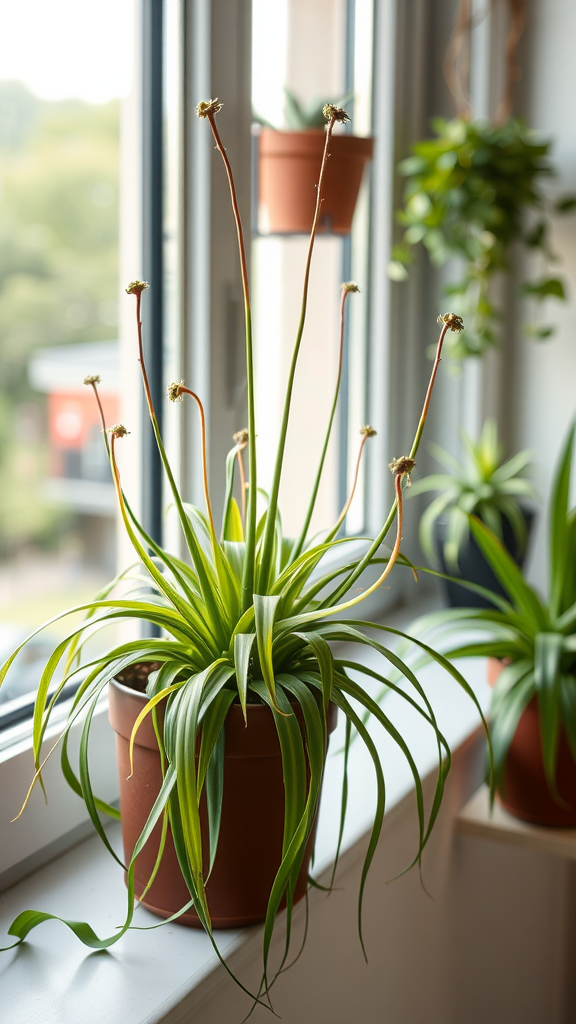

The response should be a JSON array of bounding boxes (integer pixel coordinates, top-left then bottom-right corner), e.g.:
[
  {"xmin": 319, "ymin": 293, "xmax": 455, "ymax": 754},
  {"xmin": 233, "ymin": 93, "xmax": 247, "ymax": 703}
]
[{"xmin": 0, "ymin": 0, "xmax": 453, "ymax": 888}]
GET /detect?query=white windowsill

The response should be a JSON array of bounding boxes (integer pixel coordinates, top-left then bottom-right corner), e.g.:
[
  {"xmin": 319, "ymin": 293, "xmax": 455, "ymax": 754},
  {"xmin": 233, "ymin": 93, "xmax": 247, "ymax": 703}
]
[{"xmin": 0, "ymin": 601, "xmax": 491, "ymax": 1024}]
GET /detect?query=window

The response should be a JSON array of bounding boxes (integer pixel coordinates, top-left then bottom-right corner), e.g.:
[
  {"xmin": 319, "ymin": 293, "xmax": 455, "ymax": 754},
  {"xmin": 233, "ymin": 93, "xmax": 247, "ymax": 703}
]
[
  {"xmin": 0, "ymin": 0, "xmax": 414, "ymax": 887},
  {"xmin": 0, "ymin": 1, "xmax": 133, "ymax": 731}
]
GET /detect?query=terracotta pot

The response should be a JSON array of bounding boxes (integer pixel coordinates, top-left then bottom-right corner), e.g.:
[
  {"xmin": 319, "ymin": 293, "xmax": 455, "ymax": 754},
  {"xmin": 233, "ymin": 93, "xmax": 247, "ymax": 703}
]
[
  {"xmin": 487, "ymin": 656, "xmax": 510, "ymax": 687},
  {"xmin": 487, "ymin": 660, "xmax": 576, "ymax": 826},
  {"xmin": 499, "ymin": 697, "xmax": 576, "ymax": 827},
  {"xmin": 258, "ymin": 128, "xmax": 374, "ymax": 235},
  {"xmin": 109, "ymin": 677, "xmax": 337, "ymax": 928}
]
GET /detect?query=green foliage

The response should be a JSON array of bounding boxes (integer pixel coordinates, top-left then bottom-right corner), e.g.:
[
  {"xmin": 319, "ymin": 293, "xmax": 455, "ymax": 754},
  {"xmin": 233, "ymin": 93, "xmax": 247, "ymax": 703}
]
[
  {"xmin": 410, "ymin": 422, "xmax": 576, "ymax": 798},
  {"xmin": 410, "ymin": 419, "xmax": 536, "ymax": 572},
  {"xmin": 253, "ymin": 87, "xmax": 354, "ymax": 130},
  {"xmin": 0, "ymin": 105, "xmax": 490, "ymax": 1003},
  {"xmin": 391, "ymin": 117, "xmax": 575, "ymax": 359},
  {"xmin": 0, "ymin": 81, "xmax": 119, "ymax": 550}
]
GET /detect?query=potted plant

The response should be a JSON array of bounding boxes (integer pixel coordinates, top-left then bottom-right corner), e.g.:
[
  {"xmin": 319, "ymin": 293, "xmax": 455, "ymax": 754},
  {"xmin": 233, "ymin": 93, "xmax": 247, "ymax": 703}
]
[
  {"xmin": 410, "ymin": 421, "xmax": 576, "ymax": 826},
  {"xmin": 0, "ymin": 100, "xmax": 488, "ymax": 1006},
  {"xmin": 410, "ymin": 418, "xmax": 537, "ymax": 608},
  {"xmin": 388, "ymin": 117, "xmax": 576, "ymax": 359},
  {"xmin": 255, "ymin": 88, "xmax": 373, "ymax": 234}
]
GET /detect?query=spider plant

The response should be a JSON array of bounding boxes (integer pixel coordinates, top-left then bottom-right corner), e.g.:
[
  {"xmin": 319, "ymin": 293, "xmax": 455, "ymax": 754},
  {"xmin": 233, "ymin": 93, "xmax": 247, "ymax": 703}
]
[
  {"xmin": 407, "ymin": 420, "xmax": 576, "ymax": 800},
  {"xmin": 411, "ymin": 419, "xmax": 536, "ymax": 573},
  {"xmin": 0, "ymin": 100, "xmax": 489, "ymax": 1004}
]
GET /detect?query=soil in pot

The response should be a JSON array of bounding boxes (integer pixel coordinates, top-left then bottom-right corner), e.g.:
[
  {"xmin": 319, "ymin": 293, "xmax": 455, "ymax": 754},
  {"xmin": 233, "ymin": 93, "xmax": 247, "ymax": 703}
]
[
  {"xmin": 498, "ymin": 696, "xmax": 576, "ymax": 827},
  {"xmin": 108, "ymin": 672, "xmax": 337, "ymax": 928},
  {"xmin": 258, "ymin": 128, "xmax": 374, "ymax": 235},
  {"xmin": 434, "ymin": 508, "xmax": 534, "ymax": 609}
]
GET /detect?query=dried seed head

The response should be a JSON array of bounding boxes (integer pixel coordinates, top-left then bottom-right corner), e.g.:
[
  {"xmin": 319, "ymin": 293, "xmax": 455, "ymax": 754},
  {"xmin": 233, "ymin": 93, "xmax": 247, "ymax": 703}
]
[
  {"xmin": 126, "ymin": 280, "xmax": 149, "ymax": 295},
  {"xmin": 342, "ymin": 281, "xmax": 360, "ymax": 294},
  {"xmin": 360, "ymin": 425, "xmax": 377, "ymax": 438},
  {"xmin": 437, "ymin": 312, "xmax": 464, "ymax": 333},
  {"xmin": 196, "ymin": 98, "xmax": 223, "ymax": 119},
  {"xmin": 83, "ymin": 374, "xmax": 101, "ymax": 386},
  {"xmin": 167, "ymin": 380, "xmax": 185, "ymax": 402},
  {"xmin": 389, "ymin": 455, "xmax": 416, "ymax": 483},
  {"xmin": 323, "ymin": 104, "xmax": 350, "ymax": 124},
  {"xmin": 233, "ymin": 428, "xmax": 249, "ymax": 448},
  {"xmin": 108, "ymin": 424, "xmax": 130, "ymax": 439}
]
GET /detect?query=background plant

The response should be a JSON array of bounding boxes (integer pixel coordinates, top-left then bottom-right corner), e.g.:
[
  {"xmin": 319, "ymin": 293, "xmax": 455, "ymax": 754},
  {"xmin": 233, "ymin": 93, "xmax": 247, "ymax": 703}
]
[
  {"xmin": 408, "ymin": 421, "xmax": 576, "ymax": 798},
  {"xmin": 410, "ymin": 418, "xmax": 536, "ymax": 571},
  {"xmin": 389, "ymin": 116, "xmax": 576, "ymax": 359},
  {"xmin": 254, "ymin": 86, "xmax": 354, "ymax": 130},
  {"xmin": 0, "ymin": 103, "xmax": 489, "ymax": 1007}
]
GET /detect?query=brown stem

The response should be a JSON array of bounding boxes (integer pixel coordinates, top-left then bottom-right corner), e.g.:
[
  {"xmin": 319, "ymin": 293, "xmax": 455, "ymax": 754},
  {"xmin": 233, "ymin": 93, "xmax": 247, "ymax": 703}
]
[
  {"xmin": 179, "ymin": 386, "xmax": 216, "ymax": 541},
  {"xmin": 259, "ymin": 114, "xmax": 339, "ymax": 590},
  {"xmin": 324, "ymin": 318, "xmax": 451, "ymax": 608},
  {"xmin": 408, "ymin": 322, "xmax": 449, "ymax": 461},
  {"xmin": 321, "ymin": 471, "xmax": 405, "ymax": 618},
  {"xmin": 331, "ymin": 433, "xmax": 369, "ymax": 536},
  {"xmin": 206, "ymin": 112, "xmax": 256, "ymax": 609}
]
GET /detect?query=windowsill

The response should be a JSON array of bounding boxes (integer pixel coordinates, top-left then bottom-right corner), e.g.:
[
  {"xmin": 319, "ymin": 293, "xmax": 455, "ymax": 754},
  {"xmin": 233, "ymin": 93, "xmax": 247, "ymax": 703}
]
[{"xmin": 0, "ymin": 598, "xmax": 491, "ymax": 1024}]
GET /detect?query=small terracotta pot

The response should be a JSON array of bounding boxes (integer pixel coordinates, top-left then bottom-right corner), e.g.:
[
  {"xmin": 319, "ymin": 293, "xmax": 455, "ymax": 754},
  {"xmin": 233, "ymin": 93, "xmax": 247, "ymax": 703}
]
[
  {"xmin": 487, "ymin": 656, "xmax": 510, "ymax": 687},
  {"xmin": 109, "ymin": 677, "xmax": 337, "ymax": 928},
  {"xmin": 487, "ymin": 660, "xmax": 576, "ymax": 826},
  {"xmin": 258, "ymin": 128, "xmax": 374, "ymax": 235}
]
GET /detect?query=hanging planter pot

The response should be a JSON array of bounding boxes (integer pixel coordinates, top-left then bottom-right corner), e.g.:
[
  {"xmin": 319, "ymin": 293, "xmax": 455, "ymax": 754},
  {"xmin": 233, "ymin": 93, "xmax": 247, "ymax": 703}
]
[
  {"xmin": 109, "ymin": 674, "xmax": 338, "ymax": 928},
  {"xmin": 258, "ymin": 128, "xmax": 374, "ymax": 235}
]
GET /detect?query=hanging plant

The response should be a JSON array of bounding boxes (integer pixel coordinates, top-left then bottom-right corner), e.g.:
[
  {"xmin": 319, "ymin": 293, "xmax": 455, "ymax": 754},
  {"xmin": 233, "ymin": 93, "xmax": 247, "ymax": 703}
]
[{"xmin": 389, "ymin": 0, "xmax": 576, "ymax": 359}]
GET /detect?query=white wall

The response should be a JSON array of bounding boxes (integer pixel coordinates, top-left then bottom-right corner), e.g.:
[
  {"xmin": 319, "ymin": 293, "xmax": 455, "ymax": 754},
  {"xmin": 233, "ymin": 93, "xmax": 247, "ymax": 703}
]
[{"xmin": 511, "ymin": 0, "xmax": 576, "ymax": 590}]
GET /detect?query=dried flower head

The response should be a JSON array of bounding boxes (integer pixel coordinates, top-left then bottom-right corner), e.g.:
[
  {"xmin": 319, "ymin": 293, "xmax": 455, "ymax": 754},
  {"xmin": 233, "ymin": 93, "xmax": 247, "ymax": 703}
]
[
  {"xmin": 196, "ymin": 99, "xmax": 223, "ymax": 119},
  {"xmin": 343, "ymin": 281, "xmax": 360, "ymax": 294},
  {"xmin": 167, "ymin": 380, "xmax": 185, "ymax": 402},
  {"xmin": 126, "ymin": 281, "xmax": 149, "ymax": 295},
  {"xmin": 389, "ymin": 455, "xmax": 416, "ymax": 482},
  {"xmin": 360, "ymin": 425, "xmax": 377, "ymax": 438},
  {"xmin": 437, "ymin": 312, "xmax": 464, "ymax": 333},
  {"xmin": 108, "ymin": 424, "xmax": 130, "ymax": 439},
  {"xmin": 323, "ymin": 104, "xmax": 350, "ymax": 124},
  {"xmin": 233, "ymin": 428, "xmax": 249, "ymax": 448},
  {"xmin": 83, "ymin": 374, "xmax": 101, "ymax": 386}
]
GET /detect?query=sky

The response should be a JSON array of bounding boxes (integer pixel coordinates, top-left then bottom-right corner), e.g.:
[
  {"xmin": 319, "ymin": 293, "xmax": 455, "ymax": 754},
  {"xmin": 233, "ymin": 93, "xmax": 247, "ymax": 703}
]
[{"xmin": 0, "ymin": 0, "xmax": 133, "ymax": 103}]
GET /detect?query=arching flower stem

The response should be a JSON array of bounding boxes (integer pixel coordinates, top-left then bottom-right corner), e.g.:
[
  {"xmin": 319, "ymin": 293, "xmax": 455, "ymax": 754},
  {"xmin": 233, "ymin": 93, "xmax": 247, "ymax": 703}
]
[
  {"xmin": 315, "ymin": 468, "xmax": 407, "ymax": 619},
  {"xmin": 290, "ymin": 283, "xmax": 359, "ymax": 563},
  {"xmin": 327, "ymin": 426, "xmax": 376, "ymax": 541},
  {"xmin": 201, "ymin": 106, "xmax": 257, "ymax": 613},
  {"xmin": 126, "ymin": 286, "xmax": 225, "ymax": 640},
  {"xmin": 322, "ymin": 316, "xmax": 455, "ymax": 608},
  {"xmin": 176, "ymin": 385, "xmax": 217, "ymax": 547},
  {"xmin": 258, "ymin": 109, "xmax": 344, "ymax": 593}
]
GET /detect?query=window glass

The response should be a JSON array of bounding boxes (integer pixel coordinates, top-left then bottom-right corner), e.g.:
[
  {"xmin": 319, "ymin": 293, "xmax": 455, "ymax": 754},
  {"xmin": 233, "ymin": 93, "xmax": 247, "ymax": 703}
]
[
  {"xmin": 251, "ymin": 0, "xmax": 374, "ymax": 541},
  {"xmin": 0, "ymin": 0, "xmax": 133, "ymax": 724}
]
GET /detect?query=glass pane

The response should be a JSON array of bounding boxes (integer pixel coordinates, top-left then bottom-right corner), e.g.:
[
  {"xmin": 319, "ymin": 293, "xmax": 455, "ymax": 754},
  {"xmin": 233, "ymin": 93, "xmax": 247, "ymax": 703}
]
[
  {"xmin": 0, "ymin": 0, "xmax": 133, "ymax": 723},
  {"xmin": 251, "ymin": 0, "xmax": 374, "ymax": 542}
]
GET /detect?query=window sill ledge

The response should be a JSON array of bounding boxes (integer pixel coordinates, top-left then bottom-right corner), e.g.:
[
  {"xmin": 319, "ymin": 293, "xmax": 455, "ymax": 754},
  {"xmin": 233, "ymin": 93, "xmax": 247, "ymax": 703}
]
[{"xmin": 0, "ymin": 600, "xmax": 491, "ymax": 1024}]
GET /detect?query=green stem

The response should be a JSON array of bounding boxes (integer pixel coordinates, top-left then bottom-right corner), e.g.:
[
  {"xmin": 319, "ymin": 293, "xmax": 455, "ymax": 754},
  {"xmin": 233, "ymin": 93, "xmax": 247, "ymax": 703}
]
[
  {"xmin": 290, "ymin": 285, "xmax": 350, "ymax": 562},
  {"xmin": 258, "ymin": 117, "xmax": 338, "ymax": 592},
  {"xmin": 206, "ymin": 113, "xmax": 256, "ymax": 614},
  {"xmin": 322, "ymin": 321, "xmax": 450, "ymax": 607},
  {"xmin": 134, "ymin": 292, "xmax": 226, "ymax": 642}
]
